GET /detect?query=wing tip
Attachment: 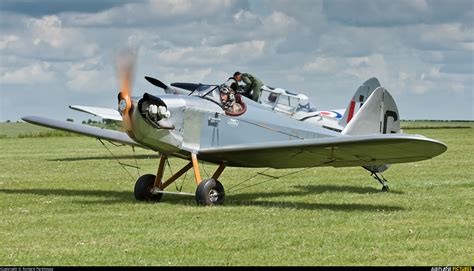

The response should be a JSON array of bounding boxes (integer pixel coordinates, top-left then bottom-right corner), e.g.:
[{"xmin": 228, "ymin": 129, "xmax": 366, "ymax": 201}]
[{"xmin": 21, "ymin": 115, "xmax": 37, "ymax": 123}]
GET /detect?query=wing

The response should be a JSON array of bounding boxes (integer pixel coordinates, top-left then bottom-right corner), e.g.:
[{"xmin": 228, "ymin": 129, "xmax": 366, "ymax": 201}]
[
  {"xmin": 22, "ymin": 116, "xmax": 143, "ymax": 147},
  {"xmin": 199, "ymin": 134, "xmax": 447, "ymax": 168},
  {"xmin": 69, "ymin": 105, "xmax": 122, "ymax": 121}
]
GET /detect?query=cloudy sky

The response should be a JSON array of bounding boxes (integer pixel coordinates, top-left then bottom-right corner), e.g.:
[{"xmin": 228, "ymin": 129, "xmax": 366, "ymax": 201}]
[{"xmin": 0, "ymin": 0, "xmax": 472, "ymax": 121}]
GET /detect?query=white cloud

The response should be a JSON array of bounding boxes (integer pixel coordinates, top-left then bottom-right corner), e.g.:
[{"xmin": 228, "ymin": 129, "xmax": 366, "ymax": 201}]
[
  {"xmin": 233, "ymin": 9, "xmax": 259, "ymax": 24},
  {"xmin": 1, "ymin": 14, "xmax": 99, "ymax": 61},
  {"xmin": 66, "ymin": 57, "xmax": 114, "ymax": 92},
  {"xmin": 344, "ymin": 55, "xmax": 389, "ymax": 83},
  {"xmin": 27, "ymin": 15, "xmax": 65, "ymax": 47},
  {"xmin": 405, "ymin": 23, "xmax": 474, "ymax": 51},
  {"xmin": 0, "ymin": 62, "xmax": 56, "ymax": 85},
  {"xmin": 323, "ymin": 0, "xmax": 473, "ymax": 26},
  {"xmin": 0, "ymin": 1, "xmax": 472, "ymax": 120},
  {"xmin": 262, "ymin": 11, "xmax": 298, "ymax": 33},
  {"xmin": 409, "ymin": 81, "xmax": 433, "ymax": 94},
  {"xmin": 63, "ymin": 0, "xmax": 243, "ymax": 27},
  {"xmin": 156, "ymin": 40, "xmax": 266, "ymax": 65},
  {"xmin": 163, "ymin": 67, "xmax": 213, "ymax": 83},
  {"xmin": 302, "ymin": 56, "xmax": 340, "ymax": 75},
  {"xmin": 0, "ymin": 35, "xmax": 19, "ymax": 49},
  {"xmin": 148, "ymin": 0, "xmax": 234, "ymax": 16}
]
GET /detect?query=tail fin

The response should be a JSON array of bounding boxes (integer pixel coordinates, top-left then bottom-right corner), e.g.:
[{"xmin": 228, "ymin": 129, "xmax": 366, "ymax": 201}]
[
  {"xmin": 342, "ymin": 87, "xmax": 400, "ymax": 136},
  {"xmin": 339, "ymin": 77, "xmax": 381, "ymax": 127},
  {"xmin": 341, "ymin": 86, "xmax": 400, "ymax": 173}
]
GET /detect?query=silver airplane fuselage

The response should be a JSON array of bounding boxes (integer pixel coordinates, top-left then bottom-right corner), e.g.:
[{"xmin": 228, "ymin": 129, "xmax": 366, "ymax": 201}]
[{"xmin": 129, "ymin": 90, "xmax": 341, "ymax": 166}]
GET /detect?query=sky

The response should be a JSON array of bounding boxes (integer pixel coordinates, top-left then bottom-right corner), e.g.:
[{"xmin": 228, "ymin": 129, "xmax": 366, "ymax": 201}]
[{"xmin": 0, "ymin": 0, "xmax": 473, "ymax": 122}]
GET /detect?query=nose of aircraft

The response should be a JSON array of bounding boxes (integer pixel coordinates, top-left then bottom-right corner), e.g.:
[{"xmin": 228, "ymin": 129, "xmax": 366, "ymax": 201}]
[{"xmin": 138, "ymin": 93, "xmax": 175, "ymax": 130}]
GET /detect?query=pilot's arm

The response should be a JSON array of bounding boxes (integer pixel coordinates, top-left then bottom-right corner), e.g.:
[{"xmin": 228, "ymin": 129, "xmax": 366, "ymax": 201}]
[{"xmin": 224, "ymin": 77, "xmax": 242, "ymax": 93}]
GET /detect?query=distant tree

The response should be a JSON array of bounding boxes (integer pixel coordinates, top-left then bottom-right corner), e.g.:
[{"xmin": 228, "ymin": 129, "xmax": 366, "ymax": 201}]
[
  {"xmin": 6, "ymin": 120, "xmax": 10, "ymax": 123},
  {"xmin": 66, "ymin": 118, "xmax": 74, "ymax": 122},
  {"xmin": 105, "ymin": 119, "xmax": 118, "ymax": 125},
  {"xmin": 82, "ymin": 120, "xmax": 86, "ymax": 124},
  {"xmin": 87, "ymin": 119, "xmax": 92, "ymax": 124}
]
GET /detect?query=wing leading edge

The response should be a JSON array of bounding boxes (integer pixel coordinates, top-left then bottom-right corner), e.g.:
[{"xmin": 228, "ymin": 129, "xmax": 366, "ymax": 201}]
[
  {"xmin": 199, "ymin": 134, "xmax": 447, "ymax": 168},
  {"xmin": 22, "ymin": 116, "xmax": 142, "ymax": 147}
]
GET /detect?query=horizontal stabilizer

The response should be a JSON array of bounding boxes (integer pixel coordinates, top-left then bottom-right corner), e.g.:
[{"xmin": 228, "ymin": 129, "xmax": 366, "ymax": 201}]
[
  {"xmin": 69, "ymin": 105, "xmax": 122, "ymax": 121},
  {"xmin": 22, "ymin": 116, "xmax": 142, "ymax": 147}
]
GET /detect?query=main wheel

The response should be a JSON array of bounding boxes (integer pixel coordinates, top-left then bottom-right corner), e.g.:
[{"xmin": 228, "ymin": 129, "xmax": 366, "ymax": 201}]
[
  {"xmin": 195, "ymin": 179, "xmax": 225, "ymax": 206},
  {"xmin": 134, "ymin": 174, "xmax": 163, "ymax": 202}
]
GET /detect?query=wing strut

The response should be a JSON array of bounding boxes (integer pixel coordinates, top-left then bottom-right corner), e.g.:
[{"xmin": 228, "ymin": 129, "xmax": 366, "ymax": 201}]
[{"xmin": 98, "ymin": 138, "xmax": 140, "ymax": 181}]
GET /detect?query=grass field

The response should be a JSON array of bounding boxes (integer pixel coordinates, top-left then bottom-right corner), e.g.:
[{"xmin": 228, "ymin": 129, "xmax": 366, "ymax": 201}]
[
  {"xmin": 0, "ymin": 122, "xmax": 54, "ymax": 138},
  {"xmin": 400, "ymin": 121, "xmax": 473, "ymax": 129},
  {"xmin": 0, "ymin": 123, "xmax": 472, "ymax": 266}
]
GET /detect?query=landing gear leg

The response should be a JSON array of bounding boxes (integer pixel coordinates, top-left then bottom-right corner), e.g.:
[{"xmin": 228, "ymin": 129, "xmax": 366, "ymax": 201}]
[
  {"xmin": 195, "ymin": 162, "xmax": 227, "ymax": 206},
  {"xmin": 134, "ymin": 152, "xmax": 227, "ymax": 205},
  {"xmin": 370, "ymin": 172, "xmax": 389, "ymax": 192},
  {"xmin": 134, "ymin": 154, "xmax": 168, "ymax": 202}
]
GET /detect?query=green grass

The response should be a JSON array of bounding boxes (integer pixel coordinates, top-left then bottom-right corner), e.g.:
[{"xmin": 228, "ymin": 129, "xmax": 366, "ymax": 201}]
[
  {"xmin": 0, "ymin": 122, "xmax": 120, "ymax": 138},
  {"xmin": 400, "ymin": 121, "xmax": 473, "ymax": 129},
  {"xmin": 0, "ymin": 126, "xmax": 473, "ymax": 266},
  {"xmin": 0, "ymin": 122, "xmax": 54, "ymax": 138}
]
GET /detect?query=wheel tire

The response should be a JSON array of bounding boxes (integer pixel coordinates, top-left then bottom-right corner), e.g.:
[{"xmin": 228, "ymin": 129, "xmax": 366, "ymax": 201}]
[
  {"xmin": 134, "ymin": 174, "xmax": 163, "ymax": 202},
  {"xmin": 381, "ymin": 185, "xmax": 390, "ymax": 192},
  {"xmin": 195, "ymin": 179, "xmax": 225, "ymax": 206}
]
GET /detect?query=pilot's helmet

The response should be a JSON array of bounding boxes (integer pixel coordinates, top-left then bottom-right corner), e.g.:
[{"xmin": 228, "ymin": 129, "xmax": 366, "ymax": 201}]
[
  {"xmin": 219, "ymin": 85, "xmax": 235, "ymax": 108},
  {"xmin": 220, "ymin": 84, "xmax": 232, "ymax": 94}
]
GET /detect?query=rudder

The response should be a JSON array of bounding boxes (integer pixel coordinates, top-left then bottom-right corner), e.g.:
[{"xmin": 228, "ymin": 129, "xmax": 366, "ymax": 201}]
[{"xmin": 342, "ymin": 87, "xmax": 400, "ymax": 136}]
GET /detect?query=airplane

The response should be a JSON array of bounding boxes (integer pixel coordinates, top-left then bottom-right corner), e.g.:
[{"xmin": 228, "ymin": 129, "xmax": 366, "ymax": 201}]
[{"xmin": 22, "ymin": 54, "xmax": 447, "ymax": 206}]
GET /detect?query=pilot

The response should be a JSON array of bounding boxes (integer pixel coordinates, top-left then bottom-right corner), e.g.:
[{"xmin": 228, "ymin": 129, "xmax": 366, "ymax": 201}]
[
  {"xmin": 233, "ymin": 71, "xmax": 264, "ymax": 102},
  {"xmin": 219, "ymin": 85, "xmax": 243, "ymax": 114}
]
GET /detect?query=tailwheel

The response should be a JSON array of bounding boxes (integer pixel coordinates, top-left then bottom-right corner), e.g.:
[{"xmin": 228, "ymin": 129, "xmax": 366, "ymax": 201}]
[
  {"xmin": 195, "ymin": 179, "xmax": 225, "ymax": 206},
  {"xmin": 134, "ymin": 174, "xmax": 163, "ymax": 202}
]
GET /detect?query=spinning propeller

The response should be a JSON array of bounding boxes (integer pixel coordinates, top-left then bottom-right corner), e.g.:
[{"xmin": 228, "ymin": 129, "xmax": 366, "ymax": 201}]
[{"xmin": 116, "ymin": 50, "xmax": 136, "ymax": 138}]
